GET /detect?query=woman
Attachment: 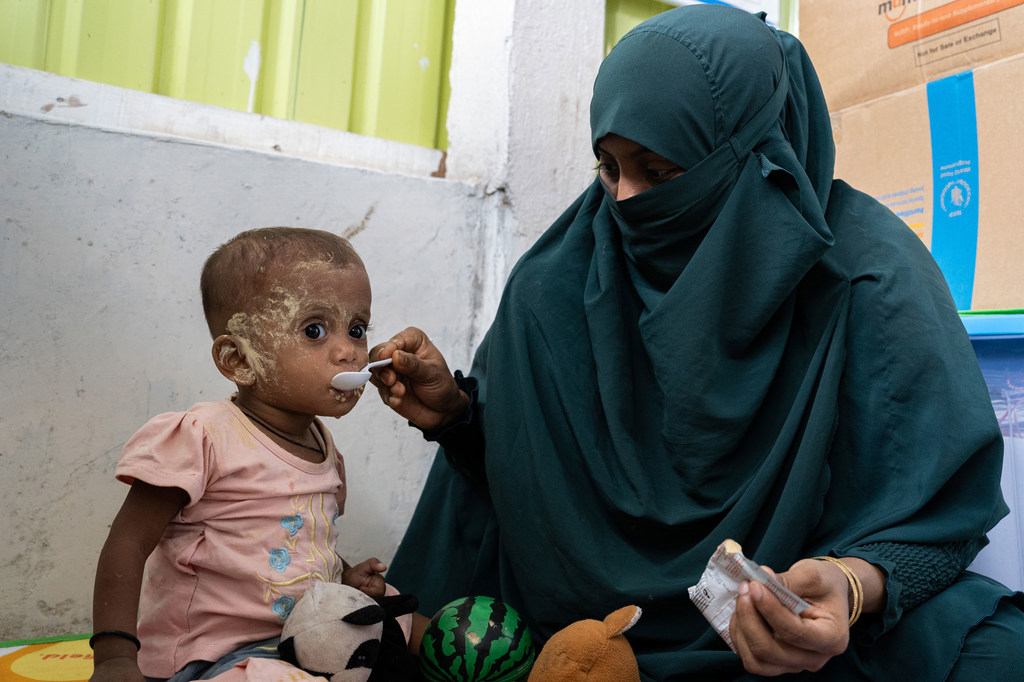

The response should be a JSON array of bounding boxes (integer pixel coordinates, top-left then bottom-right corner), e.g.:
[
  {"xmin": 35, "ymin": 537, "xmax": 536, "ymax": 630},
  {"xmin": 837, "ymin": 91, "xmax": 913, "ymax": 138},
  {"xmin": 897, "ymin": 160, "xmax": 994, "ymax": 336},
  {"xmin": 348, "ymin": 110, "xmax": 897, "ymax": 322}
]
[{"xmin": 373, "ymin": 5, "xmax": 1022, "ymax": 679}]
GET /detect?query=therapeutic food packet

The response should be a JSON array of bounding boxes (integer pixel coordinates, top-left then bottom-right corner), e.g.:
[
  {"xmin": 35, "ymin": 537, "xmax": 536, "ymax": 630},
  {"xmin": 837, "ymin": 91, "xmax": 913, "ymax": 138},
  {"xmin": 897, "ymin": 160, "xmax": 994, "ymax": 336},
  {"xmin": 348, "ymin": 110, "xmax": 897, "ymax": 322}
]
[{"xmin": 688, "ymin": 539, "xmax": 810, "ymax": 651}]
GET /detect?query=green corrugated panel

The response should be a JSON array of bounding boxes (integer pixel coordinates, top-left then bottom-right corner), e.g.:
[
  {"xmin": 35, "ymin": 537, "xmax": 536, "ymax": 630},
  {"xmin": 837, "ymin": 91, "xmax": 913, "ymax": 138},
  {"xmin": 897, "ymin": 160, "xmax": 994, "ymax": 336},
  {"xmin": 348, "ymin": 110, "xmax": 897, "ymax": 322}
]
[
  {"xmin": 432, "ymin": 0, "xmax": 453, "ymax": 150},
  {"xmin": 349, "ymin": 0, "xmax": 448, "ymax": 147},
  {"xmin": 605, "ymin": 0, "xmax": 673, "ymax": 54},
  {"xmin": 33, "ymin": 0, "xmax": 161, "ymax": 90},
  {"xmin": 165, "ymin": 0, "xmax": 269, "ymax": 111},
  {"xmin": 291, "ymin": 0, "xmax": 360, "ymax": 131},
  {"xmin": 76, "ymin": 0, "xmax": 162, "ymax": 91},
  {"xmin": 0, "ymin": 0, "xmax": 50, "ymax": 68},
  {"xmin": 42, "ymin": 0, "xmax": 82, "ymax": 76},
  {"xmin": 777, "ymin": 0, "xmax": 796, "ymax": 33},
  {"xmin": 0, "ymin": 0, "xmax": 462, "ymax": 151},
  {"xmin": 605, "ymin": 1, "xmax": 797, "ymax": 54},
  {"xmin": 156, "ymin": 0, "xmax": 193, "ymax": 98},
  {"xmin": 261, "ymin": 0, "xmax": 302, "ymax": 119}
]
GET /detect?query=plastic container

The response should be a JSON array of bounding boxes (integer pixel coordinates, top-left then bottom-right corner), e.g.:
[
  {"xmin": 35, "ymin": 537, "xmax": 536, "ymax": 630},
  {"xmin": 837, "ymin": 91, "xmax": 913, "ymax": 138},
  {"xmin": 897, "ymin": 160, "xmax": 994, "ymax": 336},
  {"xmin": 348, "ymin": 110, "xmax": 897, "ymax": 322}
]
[{"xmin": 962, "ymin": 313, "xmax": 1024, "ymax": 591}]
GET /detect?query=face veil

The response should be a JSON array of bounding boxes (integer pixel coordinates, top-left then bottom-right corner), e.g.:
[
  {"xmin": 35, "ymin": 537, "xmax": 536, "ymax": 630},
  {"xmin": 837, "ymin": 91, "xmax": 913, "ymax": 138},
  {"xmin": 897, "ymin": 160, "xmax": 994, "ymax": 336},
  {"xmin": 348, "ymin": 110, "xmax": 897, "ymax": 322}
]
[{"xmin": 590, "ymin": 7, "xmax": 833, "ymax": 292}]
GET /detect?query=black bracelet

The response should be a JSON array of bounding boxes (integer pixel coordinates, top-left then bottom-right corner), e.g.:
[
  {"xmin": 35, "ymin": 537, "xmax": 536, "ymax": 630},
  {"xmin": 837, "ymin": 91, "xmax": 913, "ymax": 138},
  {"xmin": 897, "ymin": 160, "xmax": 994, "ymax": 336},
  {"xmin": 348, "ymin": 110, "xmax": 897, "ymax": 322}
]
[{"xmin": 89, "ymin": 629, "xmax": 141, "ymax": 651}]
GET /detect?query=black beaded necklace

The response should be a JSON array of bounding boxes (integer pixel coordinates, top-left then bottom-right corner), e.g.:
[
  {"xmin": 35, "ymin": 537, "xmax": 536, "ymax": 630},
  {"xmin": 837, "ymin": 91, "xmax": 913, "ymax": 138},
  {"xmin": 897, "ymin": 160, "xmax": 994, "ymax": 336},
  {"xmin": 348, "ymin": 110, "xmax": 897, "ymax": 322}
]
[{"xmin": 235, "ymin": 403, "xmax": 324, "ymax": 457}]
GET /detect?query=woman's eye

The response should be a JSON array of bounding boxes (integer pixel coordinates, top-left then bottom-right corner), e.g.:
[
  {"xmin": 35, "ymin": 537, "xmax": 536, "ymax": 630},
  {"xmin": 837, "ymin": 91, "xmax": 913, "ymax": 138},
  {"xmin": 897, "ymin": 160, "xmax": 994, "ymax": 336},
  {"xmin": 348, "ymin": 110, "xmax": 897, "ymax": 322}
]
[
  {"xmin": 304, "ymin": 323, "xmax": 327, "ymax": 340},
  {"xmin": 648, "ymin": 167, "xmax": 683, "ymax": 182},
  {"xmin": 349, "ymin": 324, "xmax": 368, "ymax": 340},
  {"xmin": 595, "ymin": 161, "xmax": 618, "ymax": 177}
]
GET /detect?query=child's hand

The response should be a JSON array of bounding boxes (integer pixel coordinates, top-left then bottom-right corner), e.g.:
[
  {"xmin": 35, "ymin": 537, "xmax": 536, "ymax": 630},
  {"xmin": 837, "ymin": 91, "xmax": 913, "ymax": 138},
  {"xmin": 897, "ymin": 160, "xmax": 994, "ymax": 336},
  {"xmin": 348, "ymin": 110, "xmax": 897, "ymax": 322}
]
[
  {"xmin": 90, "ymin": 656, "xmax": 145, "ymax": 682},
  {"xmin": 342, "ymin": 557, "xmax": 388, "ymax": 597}
]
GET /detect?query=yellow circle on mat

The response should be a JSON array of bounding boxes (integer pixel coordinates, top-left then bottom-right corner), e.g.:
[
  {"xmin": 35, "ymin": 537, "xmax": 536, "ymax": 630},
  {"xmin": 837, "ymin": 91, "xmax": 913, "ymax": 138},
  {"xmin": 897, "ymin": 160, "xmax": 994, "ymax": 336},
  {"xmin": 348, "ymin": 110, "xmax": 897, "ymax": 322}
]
[{"xmin": 3, "ymin": 640, "xmax": 92, "ymax": 681}]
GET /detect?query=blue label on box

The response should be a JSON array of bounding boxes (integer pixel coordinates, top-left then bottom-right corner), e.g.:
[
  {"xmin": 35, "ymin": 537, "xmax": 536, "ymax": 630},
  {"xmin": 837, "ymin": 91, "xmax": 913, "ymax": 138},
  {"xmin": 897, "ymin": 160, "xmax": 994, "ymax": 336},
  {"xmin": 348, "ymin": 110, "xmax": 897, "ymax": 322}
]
[{"xmin": 927, "ymin": 71, "xmax": 979, "ymax": 311}]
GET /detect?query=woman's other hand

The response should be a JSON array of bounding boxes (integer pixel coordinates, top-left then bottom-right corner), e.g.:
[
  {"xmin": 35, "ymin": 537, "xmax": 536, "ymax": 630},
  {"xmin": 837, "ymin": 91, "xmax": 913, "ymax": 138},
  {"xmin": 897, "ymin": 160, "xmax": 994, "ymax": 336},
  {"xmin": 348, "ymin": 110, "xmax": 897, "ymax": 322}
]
[
  {"xmin": 729, "ymin": 557, "xmax": 884, "ymax": 676},
  {"xmin": 369, "ymin": 327, "xmax": 470, "ymax": 431}
]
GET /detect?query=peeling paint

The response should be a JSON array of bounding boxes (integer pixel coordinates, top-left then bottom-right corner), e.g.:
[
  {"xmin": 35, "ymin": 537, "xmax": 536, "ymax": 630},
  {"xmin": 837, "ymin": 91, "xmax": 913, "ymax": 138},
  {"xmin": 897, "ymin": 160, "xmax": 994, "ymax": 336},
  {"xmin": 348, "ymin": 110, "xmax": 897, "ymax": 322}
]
[
  {"xmin": 40, "ymin": 95, "xmax": 85, "ymax": 113},
  {"xmin": 244, "ymin": 41, "xmax": 262, "ymax": 114}
]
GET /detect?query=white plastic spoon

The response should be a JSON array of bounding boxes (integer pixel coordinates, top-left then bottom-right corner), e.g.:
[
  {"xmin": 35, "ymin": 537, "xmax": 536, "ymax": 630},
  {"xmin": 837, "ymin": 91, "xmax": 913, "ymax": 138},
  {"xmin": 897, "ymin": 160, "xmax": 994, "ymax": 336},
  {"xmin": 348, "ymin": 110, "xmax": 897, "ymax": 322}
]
[{"xmin": 331, "ymin": 358, "xmax": 393, "ymax": 391}]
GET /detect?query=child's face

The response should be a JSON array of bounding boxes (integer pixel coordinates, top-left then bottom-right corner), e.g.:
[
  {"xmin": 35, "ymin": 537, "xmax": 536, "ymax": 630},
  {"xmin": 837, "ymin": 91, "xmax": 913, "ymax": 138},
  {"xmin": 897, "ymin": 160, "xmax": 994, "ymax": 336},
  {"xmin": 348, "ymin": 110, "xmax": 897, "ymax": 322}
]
[{"xmin": 228, "ymin": 260, "xmax": 373, "ymax": 419}]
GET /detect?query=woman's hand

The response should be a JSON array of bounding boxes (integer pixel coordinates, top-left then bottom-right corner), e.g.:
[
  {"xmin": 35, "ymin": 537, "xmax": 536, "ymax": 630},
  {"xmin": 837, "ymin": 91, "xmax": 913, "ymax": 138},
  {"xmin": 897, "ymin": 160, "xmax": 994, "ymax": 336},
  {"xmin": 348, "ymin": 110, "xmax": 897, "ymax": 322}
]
[
  {"xmin": 729, "ymin": 557, "xmax": 883, "ymax": 676},
  {"xmin": 369, "ymin": 327, "xmax": 471, "ymax": 431}
]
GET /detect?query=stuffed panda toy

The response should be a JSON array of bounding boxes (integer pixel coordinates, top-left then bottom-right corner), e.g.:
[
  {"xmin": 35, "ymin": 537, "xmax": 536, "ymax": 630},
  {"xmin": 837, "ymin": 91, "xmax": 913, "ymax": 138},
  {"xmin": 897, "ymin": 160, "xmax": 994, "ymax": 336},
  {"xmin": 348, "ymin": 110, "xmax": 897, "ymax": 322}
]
[{"xmin": 279, "ymin": 581, "xmax": 421, "ymax": 681}]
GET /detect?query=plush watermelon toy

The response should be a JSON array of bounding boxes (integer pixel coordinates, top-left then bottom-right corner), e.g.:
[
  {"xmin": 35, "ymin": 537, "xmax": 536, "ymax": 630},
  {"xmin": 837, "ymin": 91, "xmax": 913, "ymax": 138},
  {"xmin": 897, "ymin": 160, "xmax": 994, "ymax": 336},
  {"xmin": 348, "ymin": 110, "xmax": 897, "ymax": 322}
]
[{"xmin": 419, "ymin": 596, "xmax": 535, "ymax": 682}]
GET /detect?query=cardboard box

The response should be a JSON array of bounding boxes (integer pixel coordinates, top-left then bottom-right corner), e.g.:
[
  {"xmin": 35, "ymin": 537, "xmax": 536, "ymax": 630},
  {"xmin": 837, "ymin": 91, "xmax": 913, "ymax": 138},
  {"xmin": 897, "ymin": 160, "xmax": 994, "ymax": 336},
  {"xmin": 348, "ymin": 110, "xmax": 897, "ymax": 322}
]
[
  {"xmin": 831, "ymin": 52, "xmax": 1024, "ymax": 310},
  {"xmin": 801, "ymin": 0, "xmax": 1024, "ymax": 111}
]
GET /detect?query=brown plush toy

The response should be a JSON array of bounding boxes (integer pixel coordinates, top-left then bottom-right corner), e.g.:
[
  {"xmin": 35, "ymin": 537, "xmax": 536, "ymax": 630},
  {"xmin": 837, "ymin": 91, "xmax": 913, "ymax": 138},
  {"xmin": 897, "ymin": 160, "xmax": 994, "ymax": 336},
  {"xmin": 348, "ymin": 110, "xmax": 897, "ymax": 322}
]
[{"xmin": 527, "ymin": 605, "xmax": 642, "ymax": 682}]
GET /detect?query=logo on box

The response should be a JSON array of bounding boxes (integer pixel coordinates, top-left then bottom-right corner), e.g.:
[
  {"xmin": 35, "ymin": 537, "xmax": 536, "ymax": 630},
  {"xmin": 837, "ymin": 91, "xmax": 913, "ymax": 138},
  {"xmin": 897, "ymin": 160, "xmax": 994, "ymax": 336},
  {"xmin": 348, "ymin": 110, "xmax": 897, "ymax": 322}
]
[{"xmin": 940, "ymin": 178, "xmax": 972, "ymax": 217}]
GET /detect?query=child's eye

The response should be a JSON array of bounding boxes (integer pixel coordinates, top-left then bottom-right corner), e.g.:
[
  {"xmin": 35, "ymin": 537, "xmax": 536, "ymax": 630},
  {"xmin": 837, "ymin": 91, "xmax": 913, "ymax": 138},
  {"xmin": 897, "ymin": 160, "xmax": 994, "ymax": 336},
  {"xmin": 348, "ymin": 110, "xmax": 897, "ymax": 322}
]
[
  {"xmin": 304, "ymin": 323, "xmax": 327, "ymax": 340},
  {"xmin": 349, "ymin": 324, "xmax": 368, "ymax": 340}
]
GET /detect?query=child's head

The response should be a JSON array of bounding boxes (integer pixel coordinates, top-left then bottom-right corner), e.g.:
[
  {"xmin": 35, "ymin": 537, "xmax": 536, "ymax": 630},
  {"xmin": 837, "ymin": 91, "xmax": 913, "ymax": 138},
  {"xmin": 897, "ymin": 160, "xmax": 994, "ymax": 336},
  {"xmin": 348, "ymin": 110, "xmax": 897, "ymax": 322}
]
[{"xmin": 201, "ymin": 227, "xmax": 372, "ymax": 418}]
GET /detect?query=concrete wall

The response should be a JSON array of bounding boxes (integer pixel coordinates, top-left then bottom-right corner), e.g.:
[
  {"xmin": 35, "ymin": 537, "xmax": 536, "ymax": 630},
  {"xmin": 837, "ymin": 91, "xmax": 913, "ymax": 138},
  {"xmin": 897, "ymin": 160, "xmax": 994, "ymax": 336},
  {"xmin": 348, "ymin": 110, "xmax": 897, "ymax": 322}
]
[{"xmin": 0, "ymin": 0, "xmax": 603, "ymax": 640}]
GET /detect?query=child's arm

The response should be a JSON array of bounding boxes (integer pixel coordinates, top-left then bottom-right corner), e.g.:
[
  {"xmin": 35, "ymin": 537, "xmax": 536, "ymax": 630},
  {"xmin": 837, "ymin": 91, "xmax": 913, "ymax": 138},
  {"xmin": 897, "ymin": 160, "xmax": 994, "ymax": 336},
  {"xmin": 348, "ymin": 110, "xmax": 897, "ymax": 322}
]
[{"xmin": 91, "ymin": 480, "xmax": 188, "ymax": 682}]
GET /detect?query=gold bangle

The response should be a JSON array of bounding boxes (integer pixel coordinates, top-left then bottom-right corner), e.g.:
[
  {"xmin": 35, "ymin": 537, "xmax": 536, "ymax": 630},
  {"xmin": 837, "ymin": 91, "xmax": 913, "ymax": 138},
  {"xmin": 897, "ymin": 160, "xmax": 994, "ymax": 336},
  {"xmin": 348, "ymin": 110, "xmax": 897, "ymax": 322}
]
[{"xmin": 814, "ymin": 556, "xmax": 863, "ymax": 627}]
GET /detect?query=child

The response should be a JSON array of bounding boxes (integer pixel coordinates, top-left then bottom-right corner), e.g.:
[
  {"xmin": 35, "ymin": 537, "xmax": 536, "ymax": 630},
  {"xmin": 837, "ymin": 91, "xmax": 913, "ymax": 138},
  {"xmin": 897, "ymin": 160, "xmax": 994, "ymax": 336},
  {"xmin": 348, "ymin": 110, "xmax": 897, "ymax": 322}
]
[{"xmin": 91, "ymin": 227, "xmax": 392, "ymax": 681}]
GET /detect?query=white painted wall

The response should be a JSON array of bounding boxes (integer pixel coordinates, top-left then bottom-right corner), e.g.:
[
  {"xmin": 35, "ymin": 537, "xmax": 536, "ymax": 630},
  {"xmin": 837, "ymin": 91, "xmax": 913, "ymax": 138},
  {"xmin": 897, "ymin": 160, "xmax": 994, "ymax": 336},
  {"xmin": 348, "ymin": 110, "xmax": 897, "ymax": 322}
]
[{"xmin": 0, "ymin": 0, "xmax": 603, "ymax": 640}]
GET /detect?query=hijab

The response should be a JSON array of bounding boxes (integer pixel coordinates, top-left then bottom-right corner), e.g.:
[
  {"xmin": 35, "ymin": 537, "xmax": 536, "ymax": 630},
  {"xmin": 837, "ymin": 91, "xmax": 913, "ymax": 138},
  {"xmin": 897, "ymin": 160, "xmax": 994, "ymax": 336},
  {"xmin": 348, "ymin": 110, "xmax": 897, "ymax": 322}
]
[{"xmin": 390, "ymin": 6, "xmax": 1008, "ymax": 679}]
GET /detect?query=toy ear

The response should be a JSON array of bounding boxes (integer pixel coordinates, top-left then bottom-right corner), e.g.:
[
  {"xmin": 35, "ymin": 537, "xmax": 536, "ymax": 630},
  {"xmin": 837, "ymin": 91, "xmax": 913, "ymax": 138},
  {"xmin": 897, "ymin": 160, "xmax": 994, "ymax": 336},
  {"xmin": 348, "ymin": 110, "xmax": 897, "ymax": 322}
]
[
  {"xmin": 374, "ymin": 593, "xmax": 419, "ymax": 619},
  {"xmin": 528, "ymin": 605, "xmax": 643, "ymax": 682},
  {"xmin": 343, "ymin": 603, "xmax": 386, "ymax": 626},
  {"xmin": 603, "ymin": 605, "xmax": 642, "ymax": 639},
  {"xmin": 368, "ymin": 593, "xmax": 421, "ymax": 682}
]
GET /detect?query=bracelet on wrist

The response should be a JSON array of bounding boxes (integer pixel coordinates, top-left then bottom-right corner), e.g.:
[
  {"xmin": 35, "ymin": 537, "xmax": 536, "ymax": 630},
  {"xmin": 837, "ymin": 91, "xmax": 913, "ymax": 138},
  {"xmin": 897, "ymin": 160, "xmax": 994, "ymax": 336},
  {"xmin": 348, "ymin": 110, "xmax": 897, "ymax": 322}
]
[
  {"xmin": 89, "ymin": 629, "xmax": 141, "ymax": 651},
  {"xmin": 814, "ymin": 556, "xmax": 864, "ymax": 627}
]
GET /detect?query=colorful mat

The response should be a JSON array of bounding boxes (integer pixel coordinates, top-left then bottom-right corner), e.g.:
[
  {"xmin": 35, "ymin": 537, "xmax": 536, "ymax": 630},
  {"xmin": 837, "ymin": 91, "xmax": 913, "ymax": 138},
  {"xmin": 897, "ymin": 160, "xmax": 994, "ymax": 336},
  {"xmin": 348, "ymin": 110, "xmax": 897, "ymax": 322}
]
[{"xmin": 0, "ymin": 634, "xmax": 92, "ymax": 682}]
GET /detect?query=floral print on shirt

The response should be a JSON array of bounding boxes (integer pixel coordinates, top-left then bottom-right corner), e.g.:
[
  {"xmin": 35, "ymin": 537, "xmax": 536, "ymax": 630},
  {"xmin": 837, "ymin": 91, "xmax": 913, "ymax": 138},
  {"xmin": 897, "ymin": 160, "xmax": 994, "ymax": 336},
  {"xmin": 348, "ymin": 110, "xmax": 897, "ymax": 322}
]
[{"xmin": 257, "ymin": 493, "xmax": 343, "ymax": 618}]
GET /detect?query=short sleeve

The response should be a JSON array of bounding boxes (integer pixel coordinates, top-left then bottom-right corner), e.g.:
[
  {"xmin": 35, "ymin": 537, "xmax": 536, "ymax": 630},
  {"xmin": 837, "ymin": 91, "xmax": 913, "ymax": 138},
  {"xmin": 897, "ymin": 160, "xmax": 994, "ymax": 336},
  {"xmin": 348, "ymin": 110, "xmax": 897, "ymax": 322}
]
[{"xmin": 115, "ymin": 411, "xmax": 214, "ymax": 506}]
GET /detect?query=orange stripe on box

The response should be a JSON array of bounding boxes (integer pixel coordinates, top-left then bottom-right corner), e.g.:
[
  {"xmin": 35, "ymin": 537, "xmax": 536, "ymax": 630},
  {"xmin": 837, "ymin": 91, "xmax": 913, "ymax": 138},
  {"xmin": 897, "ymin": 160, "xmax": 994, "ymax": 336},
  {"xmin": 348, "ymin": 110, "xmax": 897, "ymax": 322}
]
[{"xmin": 888, "ymin": 0, "xmax": 1024, "ymax": 48}]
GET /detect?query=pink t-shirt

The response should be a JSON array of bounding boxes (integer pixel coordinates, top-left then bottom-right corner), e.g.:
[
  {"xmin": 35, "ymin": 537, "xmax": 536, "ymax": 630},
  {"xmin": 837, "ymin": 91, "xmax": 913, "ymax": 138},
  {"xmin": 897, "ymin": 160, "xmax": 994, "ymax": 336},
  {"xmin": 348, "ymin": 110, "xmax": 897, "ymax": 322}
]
[{"xmin": 115, "ymin": 400, "xmax": 347, "ymax": 679}]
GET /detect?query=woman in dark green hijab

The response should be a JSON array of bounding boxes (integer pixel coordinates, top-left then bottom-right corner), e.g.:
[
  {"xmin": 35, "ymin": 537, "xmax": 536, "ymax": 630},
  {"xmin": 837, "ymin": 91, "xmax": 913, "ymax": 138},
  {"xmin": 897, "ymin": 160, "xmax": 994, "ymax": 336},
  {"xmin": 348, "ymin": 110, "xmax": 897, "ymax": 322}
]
[{"xmin": 374, "ymin": 5, "xmax": 1023, "ymax": 679}]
